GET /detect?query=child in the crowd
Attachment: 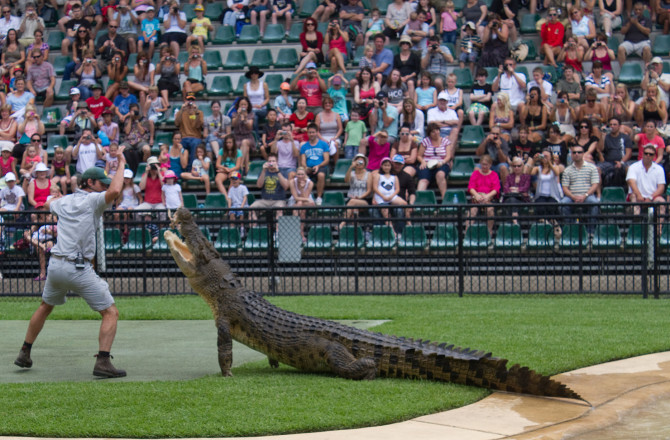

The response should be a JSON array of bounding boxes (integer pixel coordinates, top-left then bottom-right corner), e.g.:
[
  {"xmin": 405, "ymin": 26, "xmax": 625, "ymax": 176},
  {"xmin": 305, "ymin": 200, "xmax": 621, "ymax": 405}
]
[
  {"xmin": 418, "ymin": 0, "xmax": 437, "ymax": 36},
  {"xmin": 28, "ymin": 212, "xmax": 57, "ymax": 281},
  {"xmin": 459, "ymin": 22, "xmax": 482, "ymax": 72},
  {"xmin": 186, "ymin": 4, "xmax": 213, "ymax": 53},
  {"xmin": 161, "ymin": 170, "xmax": 183, "ymax": 210},
  {"xmin": 138, "ymin": 6, "xmax": 160, "ymax": 60},
  {"xmin": 274, "ymin": 82, "xmax": 294, "ymax": 123},
  {"xmin": 105, "ymin": 142, "xmax": 122, "ymax": 178},
  {"xmin": 273, "ymin": 122, "xmax": 300, "ymax": 179},
  {"xmin": 0, "ymin": 144, "xmax": 17, "ymax": 179},
  {"xmin": 144, "ymin": 85, "xmax": 169, "ymax": 123},
  {"xmin": 440, "ymin": 1, "xmax": 458, "ymax": 44},
  {"xmin": 343, "ymin": 108, "xmax": 367, "ymax": 159},
  {"xmin": 59, "ymin": 88, "xmax": 81, "ymax": 135},
  {"xmin": 359, "ymin": 44, "xmax": 376, "ymax": 70},
  {"xmin": 443, "ymin": 72, "xmax": 465, "ymax": 138},
  {"xmin": 364, "ymin": 8, "xmax": 384, "ymax": 45},
  {"xmin": 180, "ymin": 144, "xmax": 211, "ymax": 194},
  {"xmin": 226, "ymin": 171, "xmax": 249, "ymax": 236},
  {"xmin": 158, "ymin": 143, "xmax": 172, "ymax": 174},
  {"xmin": 0, "ymin": 172, "xmax": 24, "ymax": 212},
  {"xmin": 20, "ymin": 144, "xmax": 43, "ymax": 193},
  {"xmin": 50, "ymin": 147, "xmax": 70, "ymax": 195},
  {"xmin": 260, "ymin": 109, "xmax": 280, "ymax": 159},
  {"xmin": 327, "ymin": 74, "xmax": 349, "ymax": 122},
  {"xmin": 468, "ymin": 68, "xmax": 492, "ymax": 126},
  {"xmin": 115, "ymin": 168, "xmax": 143, "ymax": 242},
  {"xmin": 372, "ymin": 156, "xmax": 406, "ymax": 228}
]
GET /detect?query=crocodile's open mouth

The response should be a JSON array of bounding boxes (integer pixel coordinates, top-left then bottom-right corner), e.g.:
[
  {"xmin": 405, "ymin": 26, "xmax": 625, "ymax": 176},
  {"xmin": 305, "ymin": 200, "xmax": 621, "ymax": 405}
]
[{"xmin": 164, "ymin": 230, "xmax": 197, "ymax": 277}]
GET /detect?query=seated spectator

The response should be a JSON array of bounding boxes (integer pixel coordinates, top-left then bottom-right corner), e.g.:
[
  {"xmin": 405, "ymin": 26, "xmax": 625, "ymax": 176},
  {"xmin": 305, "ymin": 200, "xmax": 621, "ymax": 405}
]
[
  {"xmin": 520, "ymin": 87, "xmax": 547, "ymax": 143},
  {"xmin": 369, "ymin": 91, "xmax": 399, "ymax": 144},
  {"xmin": 556, "ymin": 65, "xmax": 582, "ymax": 108},
  {"xmin": 85, "ymin": 83, "xmax": 114, "ymax": 123},
  {"xmin": 20, "ymin": 143, "xmax": 43, "ymax": 193},
  {"xmin": 175, "ymin": 93, "xmax": 204, "ymax": 167},
  {"xmin": 530, "ymin": 149, "xmax": 563, "ymax": 224},
  {"xmin": 260, "ymin": 109, "xmax": 280, "ymax": 159},
  {"xmin": 290, "ymin": 62, "xmax": 327, "ymax": 112},
  {"xmin": 312, "ymin": 0, "xmax": 338, "ymax": 23},
  {"xmin": 95, "ymin": 19, "xmax": 128, "ymax": 71},
  {"xmin": 0, "ymin": 172, "xmax": 24, "ymax": 212},
  {"xmin": 598, "ymin": 0, "xmax": 622, "ymax": 37},
  {"xmin": 73, "ymin": 49, "xmax": 102, "ymax": 100},
  {"xmin": 249, "ymin": 153, "xmax": 289, "ymax": 225},
  {"xmin": 572, "ymin": 119, "xmax": 599, "ymax": 161},
  {"xmin": 113, "ymin": 81, "xmax": 138, "ymax": 123},
  {"xmin": 19, "ymin": 4, "xmax": 45, "ymax": 47},
  {"xmin": 394, "ymin": 35, "xmax": 421, "ymax": 98},
  {"xmin": 420, "ymin": 34, "xmax": 454, "ymax": 90},
  {"xmin": 641, "ymin": 57, "xmax": 670, "ymax": 105},
  {"xmin": 381, "ymin": 69, "xmax": 408, "ymax": 112},
  {"xmin": 271, "ymin": 0, "xmax": 294, "ymax": 35},
  {"xmin": 104, "ymin": 142, "xmax": 123, "ymax": 178},
  {"xmin": 25, "ymin": 29, "xmax": 49, "ymax": 72},
  {"xmin": 226, "ymin": 171, "xmax": 249, "ymax": 225},
  {"xmin": 144, "ymin": 85, "xmax": 169, "ymax": 125},
  {"xmin": 326, "ymin": 74, "xmax": 349, "ymax": 122},
  {"xmin": 138, "ymin": 7, "xmax": 160, "ymax": 61},
  {"xmin": 627, "ymin": 144, "xmax": 666, "ymax": 219},
  {"xmin": 598, "ymin": 117, "xmax": 632, "ymax": 188},
  {"xmin": 354, "ymin": 66, "xmax": 381, "ymax": 126},
  {"xmin": 476, "ymin": 124, "xmax": 510, "ymax": 182},
  {"xmin": 402, "ymin": 10, "xmax": 429, "ymax": 52},
  {"xmin": 359, "ymin": 42, "xmax": 376, "ymax": 69},
  {"xmin": 479, "ymin": 13, "xmax": 509, "ymax": 68},
  {"xmin": 543, "ymin": 124, "xmax": 569, "ymax": 172},
  {"xmin": 186, "ymin": 4, "xmax": 213, "ymax": 54},
  {"xmin": 244, "ymin": 66, "xmax": 270, "ymax": 130},
  {"xmin": 5, "ymin": 77, "xmax": 35, "ymax": 120},
  {"xmin": 183, "ymin": 45, "xmax": 208, "ymax": 97},
  {"xmin": 570, "ymin": 8, "xmax": 596, "ymax": 54},
  {"xmin": 577, "ymin": 89, "xmax": 607, "ymax": 133},
  {"xmin": 634, "ymin": 120, "xmax": 666, "ymax": 165},
  {"xmin": 417, "ymin": 122, "xmax": 454, "ymax": 197},
  {"xmin": 230, "ymin": 96, "xmax": 256, "ymax": 171},
  {"xmin": 215, "ymin": 134, "xmax": 243, "ymax": 194},
  {"xmin": 274, "ymin": 82, "xmax": 294, "ymax": 123},
  {"xmin": 392, "ymin": 153, "xmax": 416, "ymax": 206},
  {"xmin": 511, "ymin": 126, "xmax": 541, "ymax": 162},
  {"xmin": 289, "ymin": 97, "xmax": 315, "ymax": 143},
  {"xmin": 27, "ymin": 210, "xmax": 57, "ymax": 281},
  {"xmin": 0, "ymin": 144, "xmax": 17, "ymax": 179},
  {"xmin": 18, "ymin": 105, "xmax": 45, "ymax": 142},
  {"xmin": 635, "ymin": 84, "xmax": 668, "ymax": 128},
  {"xmin": 558, "ymin": 36, "xmax": 583, "ymax": 76},
  {"xmin": 399, "ymin": 98, "xmax": 425, "ymax": 141},
  {"xmin": 64, "ymin": 102, "xmax": 97, "ymax": 149},
  {"xmin": 156, "ymin": 46, "xmax": 181, "ymax": 105},
  {"xmin": 440, "ymin": 1, "xmax": 458, "ymax": 44},
  {"xmin": 607, "ymin": 83, "xmax": 636, "ymax": 134},
  {"xmin": 372, "ymin": 157, "xmax": 407, "ymax": 228},
  {"xmin": 60, "ymin": 3, "xmax": 89, "ymax": 57},
  {"xmin": 162, "ymin": 1, "xmax": 187, "ymax": 58},
  {"xmin": 459, "ymin": 21, "xmax": 482, "ymax": 71},
  {"xmin": 442, "ymin": 72, "xmax": 465, "ymax": 135},
  {"xmin": 294, "ymin": 18, "xmax": 323, "ymax": 73},
  {"xmin": 137, "ymin": 156, "xmax": 166, "ymax": 210},
  {"xmin": 71, "ymin": 128, "xmax": 104, "ymax": 190},
  {"xmin": 560, "ymin": 145, "xmax": 600, "ymax": 233},
  {"xmin": 382, "ymin": 0, "xmax": 413, "ymax": 40},
  {"xmin": 325, "ymin": 18, "xmax": 348, "ymax": 74},
  {"xmin": 414, "ymin": 71, "xmax": 437, "ymax": 114},
  {"xmin": 204, "ymin": 100, "xmax": 231, "ymax": 157},
  {"xmin": 584, "ymin": 34, "xmax": 615, "ymax": 82},
  {"xmin": 391, "ymin": 124, "xmax": 419, "ymax": 177},
  {"xmin": 541, "ymin": 7, "xmax": 564, "ymax": 68},
  {"xmin": 427, "ymin": 91, "xmax": 460, "ymax": 144},
  {"xmin": 113, "ymin": 0, "xmax": 139, "ymax": 55},
  {"xmin": 492, "ymin": 57, "xmax": 526, "ymax": 112},
  {"xmin": 300, "ymin": 123, "xmax": 330, "ymax": 205},
  {"xmin": 25, "ymin": 49, "xmax": 54, "ymax": 108},
  {"xmin": 105, "ymin": 52, "xmax": 129, "ymax": 101},
  {"xmin": 180, "ymin": 144, "xmax": 211, "ymax": 195},
  {"xmin": 26, "ymin": 162, "xmax": 50, "ymax": 210},
  {"xmin": 468, "ymin": 68, "xmax": 492, "ymax": 126},
  {"xmin": 360, "ymin": 129, "xmax": 391, "ymax": 172},
  {"xmin": 343, "ymin": 108, "xmax": 367, "ymax": 159},
  {"xmin": 489, "ymin": 92, "xmax": 515, "ymax": 142},
  {"xmin": 527, "ymin": 66, "xmax": 553, "ymax": 108},
  {"xmin": 617, "ymin": 2, "xmax": 651, "ymax": 65},
  {"xmin": 0, "ymin": 105, "xmax": 17, "ymax": 157},
  {"xmin": 341, "ymin": 153, "xmax": 372, "ymax": 228},
  {"xmin": 271, "ymin": 122, "xmax": 300, "ymax": 179},
  {"xmin": 459, "ymin": 0, "xmax": 487, "ymax": 39},
  {"xmin": 502, "ymin": 156, "xmax": 531, "ymax": 223},
  {"xmin": 467, "ymin": 154, "xmax": 500, "ymax": 234},
  {"xmin": 123, "ymin": 102, "xmax": 153, "ymax": 164},
  {"xmin": 584, "ymin": 60, "xmax": 613, "ymax": 107},
  {"xmin": 287, "ymin": 166, "xmax": 315, "ymax": 242},
  {"xmin": 315, "ymin": 95, "xmax": 342, "ymax": 164},
  {"xmin": 340, "ymin": 0, "xmax": 365, "ymax": 50},
  {"xmin": 3, "ymin": 30, "xmax": 25, "ymax": 78}
]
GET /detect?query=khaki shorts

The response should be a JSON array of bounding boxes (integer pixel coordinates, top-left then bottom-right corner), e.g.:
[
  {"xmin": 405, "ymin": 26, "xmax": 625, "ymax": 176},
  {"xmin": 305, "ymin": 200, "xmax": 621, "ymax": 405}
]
[{"xmin": 42, "ymin": 258, "xmax": 115, "ymax": 311}]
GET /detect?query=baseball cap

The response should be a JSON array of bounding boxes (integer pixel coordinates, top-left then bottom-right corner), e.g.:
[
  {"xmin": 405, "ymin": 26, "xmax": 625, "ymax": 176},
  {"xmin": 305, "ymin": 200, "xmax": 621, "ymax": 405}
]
[
  {"xmin": 185, "ymin": 92, "xmax": 196, "ymax": 101},
  {"xmin": 380, "ymin": 157, "xmax": 392, "ymax": 166},
  {"xmin": 146, "ymin": 5, "xmax": 155, "ymax": 10},
  {"xmin": 78, "ymin": 101, "xmax": 89, "ymax": 108},
  {"xmin": 4, "ymin": 171, "xmax": 16, "ymax": 181},
  {"xmin": 231, "ymin": 171, "xmax": 242, "ymax": 179},
  {"xmin": 1, "ymin": 144, "xmax": 12, "ymax": 152},
  {"xmin": 119, "ymin": 81, "xmax": 129, "ymax": 89},
  {"xmin": 332, "ymin": 76, "xmax": 342, "ymax": 85},
  {"xmin": 437, "ymin": 91, "xmax": 449, "ymax": 100},
  {"xmin": 651, "ymin": 56, "xmax": 663, "ymax": 65},
  {"xmin": 280, "ymin": 82, "xmax": 290, "ymax": 91},
  {"xmin": 70, "ymin": 87, "xmax": 81, "ymax": 95},
  {"xmin": 353, "ymin": 153, "xmax": 368, "ymax": 164},
  {"xmin": 194, "ymin": 4, "xmax": 204, "ymax": 11},
  {"xmin": 465, "ymin": 21, "xmax": 476, "ymax": 30},
  {"xmin": 90, "ymin": 83, "xmax": 102, "ymax": 90},
  {"xmin": 392, "ymin": 154, "xmax": 405, "ymax": 164},
  {"xmin": 305, "ymin": 62, "xmax": 317, "ymax": 70},
  {"xmin": 81, "ymin": 166, "xmax": 112, "ymax": 185},
  {"xmin": 376, "ymin": 91, "xmax": 388, "ymax": 100},
  {"xmin": 147, "ymin": 156, "xmax": 160, "ymax": 165},
  {"xmin": 123, "ymin": 169, "xmax": 134, "ymax": 178},
  {"xmin": 102, "ymin": 108, "xmax": 113, "ymax": 115},
  {"xmin": 164, "ymin": 170, "xmax": 177, "ymax": 179}
]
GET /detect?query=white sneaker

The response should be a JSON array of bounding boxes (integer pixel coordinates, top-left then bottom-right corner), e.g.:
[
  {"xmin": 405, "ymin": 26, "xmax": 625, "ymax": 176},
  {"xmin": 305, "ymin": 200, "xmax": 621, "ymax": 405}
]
[{"xmin": 316, "ymin": 197, "xmax": 323, "ymax": 206}]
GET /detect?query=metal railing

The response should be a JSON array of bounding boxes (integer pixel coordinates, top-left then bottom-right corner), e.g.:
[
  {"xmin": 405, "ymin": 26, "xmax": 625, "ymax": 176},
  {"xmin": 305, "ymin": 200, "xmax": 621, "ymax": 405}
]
[{"xmin": 1, "ymin": 202, "xmax": 669, "ymax": 298}]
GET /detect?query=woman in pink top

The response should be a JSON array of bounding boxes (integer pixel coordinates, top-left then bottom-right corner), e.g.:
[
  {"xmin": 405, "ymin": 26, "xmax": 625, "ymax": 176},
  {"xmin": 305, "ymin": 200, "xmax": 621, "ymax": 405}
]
[
  {"xmin": 325, "ymin": 18, "xmax": 348, "ymax": 74},
  {"xmin": 584, "ymin": 33, "xmax": 615, "ymax": 82},
  {"xmin": 467, "ymin": 154, "xmax": 500, "ymax": 234},
  {"xmin": 417, "ymin": 122, "xmax": 453, "ymax": 198},
  {"xmin": 634, "ymin": 120, "xmax": 667, "ymax": 164}
]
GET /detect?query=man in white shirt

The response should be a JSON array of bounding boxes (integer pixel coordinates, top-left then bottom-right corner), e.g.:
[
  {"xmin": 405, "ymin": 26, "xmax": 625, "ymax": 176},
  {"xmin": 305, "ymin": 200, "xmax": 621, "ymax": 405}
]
[
  {"xmin": 427, "ymin": 91, "xmax": 460, "ymax": 144},
  {"xmin": 0, "ymin": 6, "xmax": 21, "ymax": 42},
  {"xmin": 492, "ymin": 57, "xmax": 527, "ymax": 113},
  {"xmin": 640, "ymin": 56, "xmax": 670, "ymax": 106},
  {"xmin": 626, "ymin": 144, "xmax": 666, "ymax": 218},
  {"xmin": 71, "ymin": 128, "xmax": 104, "ymax": 191}
]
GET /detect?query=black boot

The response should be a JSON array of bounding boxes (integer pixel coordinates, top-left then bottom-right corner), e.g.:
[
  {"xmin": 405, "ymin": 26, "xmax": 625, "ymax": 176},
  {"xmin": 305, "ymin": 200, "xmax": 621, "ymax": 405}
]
[
  {"xmin": 93, "ymin": 354, "xmax": 126, "ymax": 378},
  {"xmin": 14, "ymin": 348, "xmax": 32, "ymax": 368}
]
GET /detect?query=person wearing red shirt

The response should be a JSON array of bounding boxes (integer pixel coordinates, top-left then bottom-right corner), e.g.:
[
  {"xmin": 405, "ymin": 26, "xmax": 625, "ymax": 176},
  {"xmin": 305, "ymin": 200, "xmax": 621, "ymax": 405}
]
[
  {"xmin": 85, "ymin": 84, "xmax": 115, "ymax": 122},
  {"xmin": 541, "ymin": 8, "xmax": 565, "ymax": 68},
  {"xmin": 290, "ymin": 62, "xmax": 327, "ymax": 112}
]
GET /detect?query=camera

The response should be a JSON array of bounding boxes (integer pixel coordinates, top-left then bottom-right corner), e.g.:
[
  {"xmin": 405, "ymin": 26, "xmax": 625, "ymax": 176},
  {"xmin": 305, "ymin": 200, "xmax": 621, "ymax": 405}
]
[
  {"xmin": 86, "ymin": 59, "xmax": 92, "ymax": 64},
  {"xmin": 431, "ymin": 44, "xmax": 438, "ymax": 50},
  {"xmin": 356, "ymin": 160, "xmax": 364, "ymax": 165},
  {"xmin": 559, "ymin": 98, "xmax": 566, "ymax": 104},
  {"xmin": 150, "ymin": 164, "xmax": 158, "ymax": 171},
  {"xmin": 84, "ymin": 135, "xmax": 92, "ymax": 140},
  {"xmin": 114, "ymin": 57, "xmax": 120, "ymax": 62},
  {"xmin": 141, "ymin": 59, "xmax": 147, "ymax": 64},
  {"xmin": 192, "ymin": 54, "xmax": 200, "ymax": 58},
  {"xmin": 172, "ymin": 7, "xmax": 178, "ymax": 12},
  {"xmin": 133, "ymin": 110, "xmax": 139, "ymax": 116}
]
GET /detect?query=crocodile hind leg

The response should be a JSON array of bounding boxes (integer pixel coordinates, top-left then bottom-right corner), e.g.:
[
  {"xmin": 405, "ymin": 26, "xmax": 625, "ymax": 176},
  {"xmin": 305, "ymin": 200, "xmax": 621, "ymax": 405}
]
[
  {"xmin": 216, "ymin": 317, "xmax": 233, "ymax": 377},
  {"xmin": 324, "ymin": 341, "xmax": 377, "ymax": 380}
]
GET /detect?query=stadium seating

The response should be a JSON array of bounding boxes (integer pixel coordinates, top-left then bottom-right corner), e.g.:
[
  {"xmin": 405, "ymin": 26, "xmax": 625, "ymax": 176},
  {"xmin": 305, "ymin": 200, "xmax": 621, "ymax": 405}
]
[
  {"xmin": 367, "ymin": 225, "xmax": 396, "ymax": 251},
  {"xmin": 46, "ymin": 30, "xmax": 63, "ymax": 50},
  {"xmin": 318, "ymin": 191, "xmax": 346, "ymax": 217},
  {"xmin": 262, "ymin": 24, "xmax": 286, "ymax": 43},
  {"xmin": 335, "ymin": 225, "xmax": 365, "ymax": 252},
  {"xmin": 397, "ymin": 225, "xmax": 427, "ymax": 251},
  {"xmin": 600, "ymin": 187, "xmax": 626, "ymax": 214},
  {"xmin": 243, "ymin": 227, "xmax": 269, "ymax": 252},
  {"xmin": 413, "ymin": 190, "xmax": 437, "ymax": 216},
  {"xmin": 121, "ymin": 227, "xmax": 153, "ymax": 253},
  {"xmin": 265, "ymin": 74, "xmax": 284, "ymax": 94},
  {"xmin": 591, "ymin": 224, "xmax": 622, "ymax": 250},
  {"xmin": 213, "ymin": 25, "xmax": 235, "ymax": 44},
  {"xmin": 244, "ymin": 161, "xmax": 264, "ymax": 185},
  {"xmin": 520, "ymin": 14, "xmax": 540, "ymax": 34},
  {"xmin": 287, "ymin": 22, "xmax": 303, "ymax": 42},
  {"xmin": 238, "ymin": 25, "xmax": 261, "ymax": 43},
  {"xmin": 41, "ymin": 107, "xmax": 61, "ymax": 129},
  {"xmin": 495, "ymin": 223, "xmax": 522, "ymax": 250},
  {"xmin": 183, "ymin": 194, "xmax": 198, "ymax": 209},
  {"xmin": 330, "ymin": 159, "xmax": 352, "ymax": 183},
  {"xmin": 449, "ymin": 157, "xmax": 475, "ymax": 183},
  {"xmin": 249, "ymin": 49, "xmax": 274, "ymax": 69},
  {"xmin": 203, "ymin": 51, "xmax": 223, "ymax": 70},
  {"xmin": 215, "ymin": 227, "xmax": 242, "ymax": 253},
  {"xmin": 104, "ymin": 229, "xmax": 122, "ymax": 253},
  {"xmin": 304, "ymin": 225, "xmax": 333, "ymax": 251},
  {"xmin": 452, "ymin": 68, "xmax": 473, "ymax": 89},
  {"xmin": 274, "ymin": 48, "xmax": 300, "ymax": 69},
  {"xmin": 153, "ymin": 228, "xmax": 173, "ymax": 253},
  {"xmin": 430, "ymin": 224, "xmax": 458, "ymax": 251},
  {"xmin": 209, "ymin": 76, "xmax": 233, "ymax": 96},
  {"xmin": 459, "ymin": 125, "xmax": 485, "ymax": 150},
  {"xmin": 527, "ymin": 223, "xmax": 555, "ymax": 250},
  {"xmin": 559, "ymin": 224, "xmax": 589, "ymax": 250},
  {"xmin": 440, "ymin": 189, "xmax": 467, "ymax": 214},
  {"xmin": 204, "ymin": 2, "xmax": 223, "ymax": 20},
  {"xmin": 463, "ymin": 224, "xmax": 491, "ymax": 250},
  {"xmin": 224, "ymin": 49, "xmax": 248, "ymax": 70},
  {"xmin": 618, "ymin": 62, "xmax": 644, "ymax": 85},
  {"xmin": 299, "ymin": 0, "xmax": 318, "ymax": 17}
]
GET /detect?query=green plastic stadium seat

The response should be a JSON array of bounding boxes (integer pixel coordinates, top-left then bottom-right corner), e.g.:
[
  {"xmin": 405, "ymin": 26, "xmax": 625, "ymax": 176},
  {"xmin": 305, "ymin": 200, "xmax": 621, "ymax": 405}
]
[
  {"xmin": 352, "ymin": 45, "xmax": 365, "ymax": 66},
  {"xmin": 330, "ymin": 159, "xmax": 351, "ymax": 183},
  {"xmin": 181, "ymin": 3, "xmax": 196, "ymax": 20},
  {"xmin": 592, "ymin": 224, "xmax": 622, "ymax": 250},
  {"xmin": 318, "ymin": 191, "xmax": 346, "ymax": 217},
  {"xmin": 53, "ymin": 56, "xmax": 72, "ymax": 76},
  {"xmin": 204, "ymin": 50, "xmax": 223, "ymax": 70},
  {"xmin": 463, "ymin": 224, "xmax": 491, "ymax": 250},
  {"xmin": 243, "ymin": 227, "xmax": 269, "ymax": 252},
  {"xmin": 515, "ymin": 66, "xmax": 529, "ymax": 82},
  {"xmin": 430, "ymin": 224, "xmax": 458, "ymax": 251},
  {"xmin": 202, "ymin": 193, "xmax": 228, "ymax": 217},
  {"xmin": 46, "ymin": 30, "xmax": 64, "ymax": 50},
  {"xmin": 41, "ymin": 107, "xmax": 61, "ymax": 129},
  {"xmin": 661, "ymin": 224, "xmax": 670, "ymax": 249},
  {"xmin": 121, "ymin": 227, "xmax": 152, "ymax": 252},
  {"xmin": 317, "ymin": 22, "xmax": 328, "ymax": 34},
  {"xmin": 601, "ymin": 187, "xmax": 625, "ymax": 214},
  {"xmin": 413, "ymin": 190, "xmax": 437, "ymax": 216},
  {"xmin": 653, "ymin": 34, "xmax": 670, "ymax": 56},
  {"xmin": 304, "ymin": 225, "xmax": 333, "ymax": 251},
  {"xmin": 376, "ymin": 0, "xmax": 391, "ymax": 14},
  {"xmin": 287, "ymin": 22, "xmax": 303, "ymax": 42},
  {"xmin": 249, "ymin": 48, "xmax": 273, "ymax": 69},
  {"xmin": 460, "ymin": 125, "xmax": 485, "ymax": 150},
  {"xmin": 104, "ymin": 229, "xmax": 122, "ymax": 253},
  {"xmin": 238, "ymin": 24, "xmax": 261, "ymax": 43},
  {"xmin": 133, "ymin": 163, "xmax": 146, "ymax": 185},
  {"xmin": 265, "ymin": 74, "xmax": 284, "ymax": 94},
  {"xmin": 47, "ymin": 134, "xmax": 69, "ymax": 157},
  {"xmin": 56, "ymin": 79, "xmax": 78, "ymax": 101},
  {"xmin": 560, "ymin": 224, "xmax": 589, "ymax": 250},
  {"xmin": 166, "ymin": 105, "xmax": 181, "ymax": 125},
  {"xmin": 205, "ymin": 2, "xmax": 224, "ymax": 20},
  {"xmin": 607, "ymin": 35, "xmax": 620, "ymax": 52},
  {"xmin": 527, "ymin": 223, "xmax": 555, "ymax": 250},
  {"xmin": 397, "ymin": 225, "xmax": 427, "ymax": 251},
  {"xmin": 618, "ymin": 62, "xmax": 643, "ymax": 85},
  {"xmin": 335, "ymin": 226, "xmax": 365, "ymax": 251},
  {"xmin": 224, "ymin": 49, "xmax": 248, "ymax": 70},
  {"xmin": 215, "ymin": 227, "xmax": 242, "ymax": 253},
  {"xmin": 262, "ymin": 24, "xmax": 285, "ymax": 43},
  {"xmin": 274, "ymin": 48, "xmax": 299, "ymax": 68},
  {"xmin": 126, "ymin": 53, "xmax": 138, "ymax": 70},
  {"xmin": 198, "ymin": 104, "xmax": 213, "ymax": 119},
  {"xmin": 244, "ymin": 160, "xmax": 264, "ymax": 184},
  {"xmin": 152, "ymin": 228, "xmax": 175, "ymax": 253},
  {"xmin": 484, "ymin": 66, "xmax": 498, "ymax": 85},
  {"xmin": 495, "ymin": 223, "xmax": 522, "ymax": 250},
  {"xmin": 213, "ymin": 25, "xmax": 235, "ymax": 44},
  {"xmin": 209, "ymin": 76, "xmax": 233, "ymax": 96},
  {"xmin": 153, "ymin": 132, "xmax": 174, "ymax": 151},
  {"xmin": 449, "ymin": 157, "xmax": 475, "ymax": 183},
  {"xmin": 452, "ymin": 67, "xmax": 473, "ymax": 89},
  {"xmin": 523, "ymin": 39, "xmax": 538, "ymax": 61},
  {"xmin": 368, "ymin": 225, "xmax": 396, "ymax": 251},
  {"xmin": 440, "ymin": 189, "xmax": 467, "ymax": 215},
  {"xmin": 539, "ymin": 65, "xmax": 558, "ymax": 84},
  {"xmin": 183, "ymin": 194, "xmax": 198, "ymax": 209},
  {"xmin": 299, "ymin": 0, "xmax": 318, "ymax": 17},
  {"xmin": 520, "ymin": 13, "xmax": 540, "ymax": 34},
  {"xmin": 453, "ymin": 0, "xmax": 466, "ymax": 10},
  {"xmin": 235, "ymin": 76, "xmax": 250, "ymax": 95}
]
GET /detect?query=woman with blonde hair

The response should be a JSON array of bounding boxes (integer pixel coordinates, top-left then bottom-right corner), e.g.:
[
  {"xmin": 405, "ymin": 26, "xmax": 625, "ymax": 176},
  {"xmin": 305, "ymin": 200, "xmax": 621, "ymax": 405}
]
[
  {"xmin": 398, "ymin": 97, "xmax": 425, "ymax": 141},
  {"xmin": 607, "ymin": 83, "xmax": 636, "ymax": 134},
  {"xmin": 18, "ymin": 104, "xmax": 45, "ymax": 141},
  {"xmin": 635, "ymin": 84, "xmax": 667, "ymax": 128},
  {"xmin": 288, "ymin": 166, "xmax": 315, "ymax": 242},
  {"xmin": 489, "ymin": 92, "xmax": 514, "ymax": 141}
]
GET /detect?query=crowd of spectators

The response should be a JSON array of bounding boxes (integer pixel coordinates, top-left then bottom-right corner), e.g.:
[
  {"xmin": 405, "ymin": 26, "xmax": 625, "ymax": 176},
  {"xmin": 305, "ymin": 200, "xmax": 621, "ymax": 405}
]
[{"xmin": 0, "ymin": 0, "xmax": 670, "ymax": 251}]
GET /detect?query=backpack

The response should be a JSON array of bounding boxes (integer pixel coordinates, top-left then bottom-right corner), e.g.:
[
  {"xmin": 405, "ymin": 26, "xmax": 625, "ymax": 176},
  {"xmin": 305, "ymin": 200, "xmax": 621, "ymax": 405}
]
[{"xmin": 510, "ymin": 41, "xmax": 529, "ymax": 63}]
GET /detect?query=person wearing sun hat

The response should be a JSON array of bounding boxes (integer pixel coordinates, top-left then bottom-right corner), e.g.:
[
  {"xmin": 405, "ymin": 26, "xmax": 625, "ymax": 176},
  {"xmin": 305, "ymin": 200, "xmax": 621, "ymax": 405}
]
[
  {"xmin": 245, "ymin": 65, "xmax": 270, "ymax": 130},
  {"xmin": 113, "ymin": 80, "xmax": 139, "ymax": 123},
  {"xmin": 641, "ymin": 56, "xmax": 670, "ymax": 106},
  {"xmin": 15, "ymin": 146, "xmax": 130, "ymax": 379},
  {"xmin": 186, "ymin": 3, "xmax": 213, "ymax": 53}
]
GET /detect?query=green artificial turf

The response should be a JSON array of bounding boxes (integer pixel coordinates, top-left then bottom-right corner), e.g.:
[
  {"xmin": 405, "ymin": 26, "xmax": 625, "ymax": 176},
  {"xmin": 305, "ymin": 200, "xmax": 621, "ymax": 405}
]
[{"xmin": 1, "ymin": 294, "xmax": 670, "ymax": 438}]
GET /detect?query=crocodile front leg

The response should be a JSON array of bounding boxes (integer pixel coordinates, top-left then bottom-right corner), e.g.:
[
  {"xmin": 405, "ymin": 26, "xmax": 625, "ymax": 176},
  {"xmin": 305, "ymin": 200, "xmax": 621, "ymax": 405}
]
[{"xmin": 215, "ymin": 317, "xmax": 233, "ymax": 377}]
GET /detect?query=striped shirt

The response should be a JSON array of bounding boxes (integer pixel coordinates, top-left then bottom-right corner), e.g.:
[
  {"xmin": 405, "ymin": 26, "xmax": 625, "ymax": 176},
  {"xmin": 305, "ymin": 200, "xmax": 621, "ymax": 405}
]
[
  {"xmin": 584, "ymin": 74, "xmax": 610, "ymax": 90},
  {"xmin": 421, "ymin": 136, "xmax": 450, "ymax": 161},
  {"xmin": 561, "ymin": 162, "xmax": 599, "ymax": 196}
]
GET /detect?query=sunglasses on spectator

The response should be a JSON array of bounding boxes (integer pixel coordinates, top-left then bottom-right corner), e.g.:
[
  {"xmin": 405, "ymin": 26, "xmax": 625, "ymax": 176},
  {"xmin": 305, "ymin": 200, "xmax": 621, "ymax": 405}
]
[
  {"xmin": 644, "ymin": 152, "xmax": 656, "ymax": 156},
  {"xmin": 580, "ymin": 125, "xmax": 589, "ymax": 128},
  {"xmin": 548, "ymin": 13, "xmax": 557, "ymax": 16},
  {"xmin": 31, "ymin": 138, "xmax": 41, "ymax": 142},
  {"xmin": 31, "ymin": 55, "xmax": 41, "ymax": 59},
  {"xmin": 512, "ymin": 164, "xmax": 522, "ymax": 167},
  {"xmin": 571, "ymin": 151, "xmax": 584, "ymax": 154},
  {"xmin": 108, "ymin": 25, "xmax": 118, "ymax": 28},
  {"xmin": 2, "ymin": 10, "xmax": 10, "ymax": 13},
  {"xmin": 504, "ymin": 63, "xmax": 514, "ymax": 67}
]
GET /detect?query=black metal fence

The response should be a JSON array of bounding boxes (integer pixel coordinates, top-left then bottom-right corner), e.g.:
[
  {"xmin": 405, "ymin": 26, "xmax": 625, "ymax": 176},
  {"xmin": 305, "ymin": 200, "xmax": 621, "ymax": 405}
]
[{"xmin": 2, "ymin": 201, "xmax": 669, "ymax": 298}]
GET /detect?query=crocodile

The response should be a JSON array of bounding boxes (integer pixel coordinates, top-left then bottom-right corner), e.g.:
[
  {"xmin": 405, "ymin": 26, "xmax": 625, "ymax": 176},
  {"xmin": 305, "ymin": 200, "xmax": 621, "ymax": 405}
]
[{"xmin": 164, "ymin": 207, "xmax": 583, "ymax": 400}]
